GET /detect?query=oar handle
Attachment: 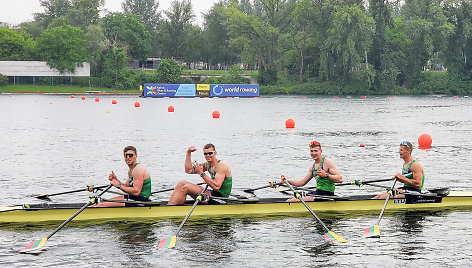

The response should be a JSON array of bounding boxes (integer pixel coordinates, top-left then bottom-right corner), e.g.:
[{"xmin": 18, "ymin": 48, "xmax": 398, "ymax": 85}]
[{"xmin": 33, "ymin": 185, "xmax": 109, "ymax": 199}]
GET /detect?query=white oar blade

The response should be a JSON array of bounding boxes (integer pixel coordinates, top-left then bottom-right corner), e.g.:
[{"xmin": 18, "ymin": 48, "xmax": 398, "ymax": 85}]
[
  {"xmin": 364, "ymin": 225, "xmax": 380, "ymax": 238},
  {"xmin": 323, "ymin": 231, "xmax": 348, "ymax": 243},
  {"xmin": 157, "ymin": 235, "xmax": 176, "ymax": 249},
  {"xmin": 19, "ymin": 237, "xmax": 47, "ymax": 254}
]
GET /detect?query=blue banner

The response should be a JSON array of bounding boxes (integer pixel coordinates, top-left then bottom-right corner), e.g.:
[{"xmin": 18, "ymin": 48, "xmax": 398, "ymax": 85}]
[
  {"xmin": 210, "ymin": 84, "xmax": 259, "ymax": 97},
  {"xmin": 143, "ymin": 84, "xmax": 196, "ymax": 97}
]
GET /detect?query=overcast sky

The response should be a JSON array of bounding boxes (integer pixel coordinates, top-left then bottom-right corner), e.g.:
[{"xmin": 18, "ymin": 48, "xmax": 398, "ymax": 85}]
[{"xmin": 0, "ymin": 0, "xmax": 219, "ymax": 26}]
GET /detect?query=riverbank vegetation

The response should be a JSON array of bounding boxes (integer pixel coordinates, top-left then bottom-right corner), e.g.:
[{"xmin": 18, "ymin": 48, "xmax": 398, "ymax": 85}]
[{"xmin": 1, "ymin": 0, "xmax": 472, "ymax": 95}]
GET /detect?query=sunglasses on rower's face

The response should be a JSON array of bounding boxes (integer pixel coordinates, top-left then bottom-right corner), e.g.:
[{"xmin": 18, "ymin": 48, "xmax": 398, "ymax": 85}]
[
  {"xmin": 400, "ymin": 141, "xmax": 411, "ymax": 150},
  {"xmin": 310, "ymin": 141, "xmax": 321, "ymax": 147},
  {"xmin": 124, "ymin": 153, "xmax": 135, "ymax": 158},
  {"xmin": 203, "ymin": 151, "xmax": 215, "ymax": 156}
]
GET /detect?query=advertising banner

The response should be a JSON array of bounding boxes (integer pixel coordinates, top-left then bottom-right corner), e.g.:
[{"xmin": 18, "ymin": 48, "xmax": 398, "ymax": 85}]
[
  {"xmin": 210, "ymin": 84, "xmax": 259, "ymax": 97},
  {"xmin": 143, "ymin": 84, "xmax": 196, "ymax": 97},
  {"xmin": 196, "ymin": 84, "xmax": 210, "ymax": 97}
]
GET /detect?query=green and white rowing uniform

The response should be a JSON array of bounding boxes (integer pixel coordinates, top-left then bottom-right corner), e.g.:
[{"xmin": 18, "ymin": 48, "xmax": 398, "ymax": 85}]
[
  {"xmin": 402, "ymin": 160, "xmax": 424, "ymax": 192},
  {"xmin": 129, "ymin": 163, "xmax": 151, "ymax": 199},
  {"xmin": 313, "ymin": 156, "xmax": 335, "ymax": 193},
  {"xmin": 208, "ymin": 160, "xmax": 232, "ymax": 197}
]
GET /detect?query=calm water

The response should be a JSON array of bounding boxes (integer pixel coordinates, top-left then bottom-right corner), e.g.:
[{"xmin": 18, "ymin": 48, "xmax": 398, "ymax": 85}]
[{"xmin": 0, "ymin": 94, "xmax": 471, "ymax": 267}]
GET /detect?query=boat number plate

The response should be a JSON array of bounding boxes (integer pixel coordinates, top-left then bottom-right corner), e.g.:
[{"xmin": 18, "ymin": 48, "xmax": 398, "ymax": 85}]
[{"xmin": 393, "ymin": 199, "xmax": 406, "ymax": 204}]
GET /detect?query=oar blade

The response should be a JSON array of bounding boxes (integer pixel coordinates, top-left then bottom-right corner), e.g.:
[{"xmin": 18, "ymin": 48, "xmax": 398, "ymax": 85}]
[
  {"xmin": 19, "ymin": 237, "xmax": 47, "ymax": 254},
  {"xmin": 323, "ymin": 231, "xmax": 348, "ymax": 243},
  {"xmin": 157, "ymin": 235, "xmax": 177, "ymax": 249},
  {"xmin": 364, "ymin": 225, "xmax": 380, "ymax": 238}
]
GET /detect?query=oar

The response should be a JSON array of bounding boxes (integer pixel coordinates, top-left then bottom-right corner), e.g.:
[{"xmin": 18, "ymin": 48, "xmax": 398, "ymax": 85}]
[
  {"xmin": 243, "ymin": 181, "xmax": 282, "ymax": 193},
  {"xmin": 19, "ymin": 184, "xmax": 113, "ymax": 254},
  {"xmin": 364, "ymin": 179, "xmax": 397, "ymax": 238},
  {"xmin": 31, "ymin": 185, "xmax": 109, "ymax": 200},
  {"xmin": 336, "ymin": 178, "xmax": 393, "ymax": 187},
  {"xmin": 150, "ymin": 182, "xmax": 205, "ymax": 195},
  {"xmin": 157, "ymin": 185, "xmax": 209, "ymax": 249},
  {"xmin": 281, "ymin": 176, "xmax": 347, "ymax": 243}
]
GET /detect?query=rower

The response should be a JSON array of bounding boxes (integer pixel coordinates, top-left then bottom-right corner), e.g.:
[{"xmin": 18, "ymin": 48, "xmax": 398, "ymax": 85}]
[
  {"xmin": 285, "ymin": 141, "xmax": 343, "ymax": 202},
  {"xmin": 167, "ymin": 144, "xmax": 232, "ymax": 205},
  {"xmin": 373, "ymin": 141, "xmax": 425, "ymax": 199},
  {"xmin": 95, "ymin": 146, "xmax": 152, "ymax": 207}
]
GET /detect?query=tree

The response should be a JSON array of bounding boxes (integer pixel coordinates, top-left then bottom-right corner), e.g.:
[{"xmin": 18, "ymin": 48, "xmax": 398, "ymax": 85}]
[
  {"xmin": 159, "ymin": 0, "xmax": 195, "ymax": 57},
  {"xmin": 101, "ymin": 12, "xmax": 151, "ymax": 62},
  {"xmin": 36, "ymin": 24, "xmax": 88, "ymax": 73},
  {"xmin": 122, "ymin": 0, "xmax": 161, "ymax": 55},
  {"xmin": 224, "ymin": 0, "xmax": 297, "ymax": 85},
  {"xmin": 0, "ymin": 27, "xmax": 35, "ymax": 60},
  {"xmin": 443, "ymin": 0, "xmax": 472, "ymax": 79},
  {"xmin": 368, "ymin": 0, "xmax": 393, "ymax": 89},
  {"xmin": 156, "ymin": 58, "xmax": 182, "ymax": 83},
  {"xmin": 203, "ymin": 2, "xmax": 238, "ymax": 68},
  {"xmin": 122, "ymin": 0, "xmax": 160, "ymax": 32}
]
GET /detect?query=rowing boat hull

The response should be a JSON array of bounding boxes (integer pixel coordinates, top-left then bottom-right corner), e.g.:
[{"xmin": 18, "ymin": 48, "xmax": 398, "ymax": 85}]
[{"xmin": 1, "ymin": 191, "xmax": 471, "ymax": 224}]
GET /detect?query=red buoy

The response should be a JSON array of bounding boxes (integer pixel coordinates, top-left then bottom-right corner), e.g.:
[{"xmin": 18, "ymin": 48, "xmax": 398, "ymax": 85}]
[
  {"xmin": 134, "ymin": 102, "xmax": 140, "ymax": 107},
  {"xmin": 418, "ymin": 134, "xmax": 432, "ymax": 149},
  {"xmin": 360, "ymin": 143, "xmax": 365, "ymax": 147},
  {"xmin": 285, "ymin": 119, "xmax": 295, "ymax": 128},
  {"xmin": 81, "ymin": 96, "xmax": 85, "ymax": 100},
  {"xmin": 333, "ymin": 96, "xmax": 339, "ymax": 99},
  {"xmin": 71, "ymin": 95, "xmax": 75, "ymax": 98},
  {"xmin": 112, "ymin": 100, "xmax": 117, "ymax": 104},
  {"xmin": 168, "ymin": 106, "xmax": 174, "ymax": 112},
  {"xmin": 212, "ymin": 110, "xmax": 220, "ymax": 118},
  {"xmin": 95, "ymin": 98, "xmax": 99, "ymax": 102}
]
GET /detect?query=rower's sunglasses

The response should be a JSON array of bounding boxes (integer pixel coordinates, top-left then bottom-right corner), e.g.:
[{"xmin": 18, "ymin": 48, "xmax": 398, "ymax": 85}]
[
  {"xmin": 124, "ymin": 153, "xmax": 135, "ymax": 158},
  {"xmin": 203, "ymin": 151, "xmax": 215, "ymax": 156},
  {"xmin": 401, "ymin": 141, "xmax": 411, "ymax": 150},
  {"xmin": 309, "ymin": 141, "xmax": 321, "ymax": 147}
]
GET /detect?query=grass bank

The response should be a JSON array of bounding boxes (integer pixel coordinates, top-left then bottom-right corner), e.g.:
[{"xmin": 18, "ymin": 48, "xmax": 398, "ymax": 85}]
[{"xmin": 0, "ymin": 85, "xmax": 140, "ymax": 94}]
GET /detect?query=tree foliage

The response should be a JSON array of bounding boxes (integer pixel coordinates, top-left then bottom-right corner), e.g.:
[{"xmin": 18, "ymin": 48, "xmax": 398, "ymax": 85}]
[
  {"xmin": 0, "ymin": 27, "xmax": 35, "ymax": 60},
  {"xmin": 36, "ymin": 24, "xmax": 88, "ymax": 73}
]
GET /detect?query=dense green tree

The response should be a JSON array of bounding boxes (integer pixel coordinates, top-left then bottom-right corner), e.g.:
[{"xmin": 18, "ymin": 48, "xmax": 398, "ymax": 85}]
[
  {"xmin": 203, "ymin": 2, "xmax": 238, "ymax": 68},
  {"xmin": 101, "ymin": 12, "xmax": 151, "ymax": 62},
  {"xmin": 443, "ymin": 0, "xmax": 472, "ymax": 79},
  {"xmin": 156, "ymin": 58, "xmax": 182, "ymax": 83},
  {"xmin": 36, "ymin": 24, "xmax": 88, "ymax": 73},
  {"xmin": 122, "ymin": 0, "xmax": 161, "ymax": 55},
  {"xmin": 368, "ymin": 0, "xmax": 393, "ymax": 89},
  {"xmin": 159, "ymin": 0, "xmax": 195, "ymax": 58},
  {"xmin": 0, "ymin": 27, "xmax": 35, "ymax": 60},
  {"xmin": 34, "ymin": 0, "xmax": 104, "ymax": 30},
  {"xmin": 224, "ymin": 0, "xmax": 296, "ymax": 85}
]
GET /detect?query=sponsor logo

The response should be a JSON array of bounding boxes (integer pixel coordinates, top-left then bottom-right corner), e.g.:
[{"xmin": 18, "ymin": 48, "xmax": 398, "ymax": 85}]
[{"xmin": 393, "ymin": 199, "xmax": 406, "ymax": 204}]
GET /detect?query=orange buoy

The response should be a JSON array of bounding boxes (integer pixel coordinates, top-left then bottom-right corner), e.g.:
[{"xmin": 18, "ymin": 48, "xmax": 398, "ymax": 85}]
[
  {"xmin": 418, "ymin": 134, "xmax": 432, "ymax": 149},
  {"xmin": 212, "ymin": 110, "xmax": 220, "ymax": 118},
  {"xmin": 71, "ymin": 95, "xmax": 75, "ymax": 98},
  {"xmin": 134, "ymin": 102, "xmax": 140, "ymax": 107},
  {"xmin": 285, "ymin": 119, "xmax": 295, "ymax": 128},
  {"xmin": 95, "ymin": 98, "xmax": 99, "ymax": 102},
  {"xmin": 112, "ymin": 100, "xmax": 117, "ymax": 104},
  {"xmin": 168, "ymin": 106, "xmax": 174, "ymax": 112},
  {"xmin": 81, "ymin": 96, "xmax": 85, "ymax": 100},
  {"xmin": 360, "ymin": 143, "xmax": 365, "ymax": 147}
]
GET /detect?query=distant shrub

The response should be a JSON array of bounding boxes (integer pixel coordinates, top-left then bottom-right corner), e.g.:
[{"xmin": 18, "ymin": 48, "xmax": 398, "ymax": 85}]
[{"xmin": 0, "ymin": 74, "xmax": 8, "ymax": 86}]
